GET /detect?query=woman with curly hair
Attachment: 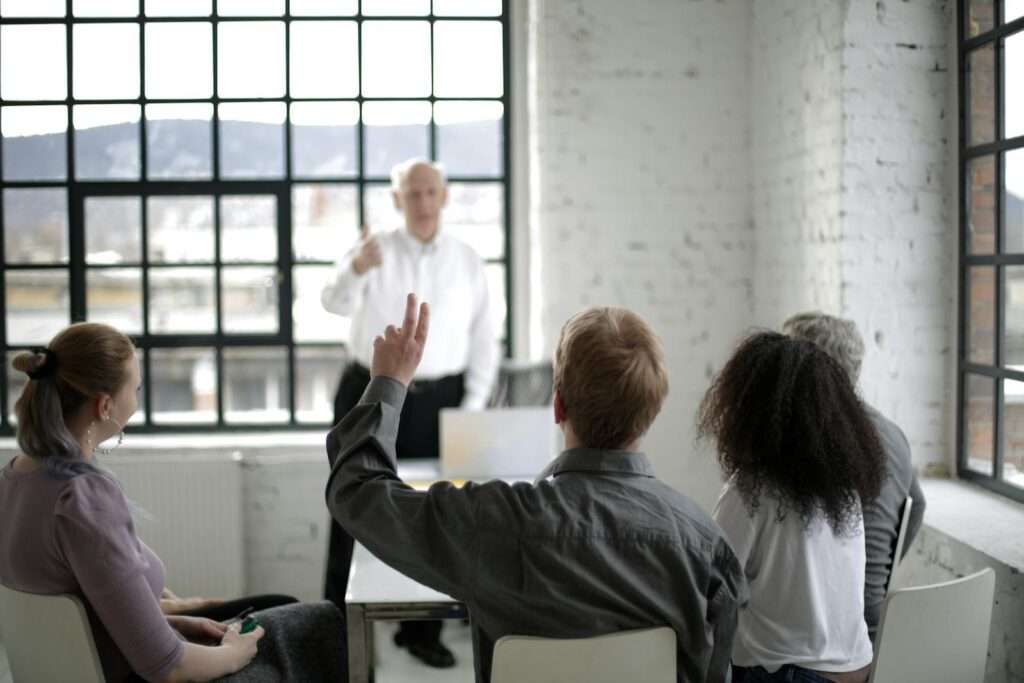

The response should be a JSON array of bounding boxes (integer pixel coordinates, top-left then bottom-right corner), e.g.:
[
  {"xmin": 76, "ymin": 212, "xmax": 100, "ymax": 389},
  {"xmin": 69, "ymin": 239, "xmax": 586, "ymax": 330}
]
[{"xmin": 698, "ymin": 331, "xmax": 886, "ymax": 683}]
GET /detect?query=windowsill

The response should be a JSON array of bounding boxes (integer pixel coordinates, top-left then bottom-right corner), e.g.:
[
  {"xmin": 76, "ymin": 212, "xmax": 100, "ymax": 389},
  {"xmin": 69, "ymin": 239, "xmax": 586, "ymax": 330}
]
[
  {"xmin": 0, "ymin": 430, "xmax": 327, "ymax": 453},
  {"xmin": 919, "ymin": 476, "xmax": 1024, "ymax": 573}
]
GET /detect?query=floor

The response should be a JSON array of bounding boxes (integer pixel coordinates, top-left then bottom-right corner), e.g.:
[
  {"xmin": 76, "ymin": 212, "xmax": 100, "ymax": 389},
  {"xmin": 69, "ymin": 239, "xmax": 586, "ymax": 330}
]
[{"xmin": 0, "ymin": 620, "xmax": 474, "ymax": 683}]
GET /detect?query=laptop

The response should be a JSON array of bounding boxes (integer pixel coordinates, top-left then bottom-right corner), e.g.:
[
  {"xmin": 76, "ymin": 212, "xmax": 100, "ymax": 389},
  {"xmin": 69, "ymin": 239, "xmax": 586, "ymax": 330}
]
[{"xmin": 440, "ymin": 407, "xmax": 561, "ymax": 480}]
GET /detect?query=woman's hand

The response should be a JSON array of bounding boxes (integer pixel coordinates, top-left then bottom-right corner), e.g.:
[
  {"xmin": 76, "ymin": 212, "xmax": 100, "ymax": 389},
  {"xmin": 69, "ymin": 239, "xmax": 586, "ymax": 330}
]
[
  {"xmin": 220, "ymin": 621, "xmax": 265, "ymax": 673},
  {"xmin": 167, "ymin": 615, "xmax": 228, "ymax": 645},
  {"xmin": 370, "ymin": 293, "xmax": 430, "ymax": 386}
]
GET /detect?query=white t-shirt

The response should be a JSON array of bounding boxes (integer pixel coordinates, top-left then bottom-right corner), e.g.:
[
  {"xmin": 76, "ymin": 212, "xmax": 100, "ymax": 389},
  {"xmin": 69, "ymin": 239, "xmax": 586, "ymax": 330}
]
[{"xmin": 712, "ymin": 477, "xmax": 873, "ymax": 673}]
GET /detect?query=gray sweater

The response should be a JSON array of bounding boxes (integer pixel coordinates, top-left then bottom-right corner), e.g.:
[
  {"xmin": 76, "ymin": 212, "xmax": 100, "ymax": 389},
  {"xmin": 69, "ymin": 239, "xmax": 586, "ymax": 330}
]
[{"xmin": 863, "ymin": 405, "xmax": 926, "ymax": 639}]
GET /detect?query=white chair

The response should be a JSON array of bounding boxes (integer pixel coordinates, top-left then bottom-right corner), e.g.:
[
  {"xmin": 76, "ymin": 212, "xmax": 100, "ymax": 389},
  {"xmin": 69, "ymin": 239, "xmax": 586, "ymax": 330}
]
[
  {"xmin": 489, "ymin": 626, "xmax": 676, "ymax": 683},
  {"xmin": 869, "ymin": 567, "xmax": 995, "ymax": 683},
  {"xmin": 0, "ymin": 583, "xmax": 106, "ymax": 683},
  {"xmin": 882, "ymin": 496, "xmax": 913, "ymax": 595}
]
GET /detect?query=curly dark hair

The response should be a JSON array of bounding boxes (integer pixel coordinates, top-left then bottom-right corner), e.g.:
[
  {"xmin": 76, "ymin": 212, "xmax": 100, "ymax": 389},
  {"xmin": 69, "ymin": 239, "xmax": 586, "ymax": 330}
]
[{"xmin": 697, "ymin": 331, "xmax": 886, "ymax": 535}]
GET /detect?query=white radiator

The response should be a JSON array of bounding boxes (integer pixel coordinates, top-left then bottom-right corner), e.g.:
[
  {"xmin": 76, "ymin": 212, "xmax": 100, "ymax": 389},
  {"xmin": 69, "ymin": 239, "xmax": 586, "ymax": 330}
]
[{"xmin": 105, "ymin": 452, "xmax": 245, "ymax": 600}]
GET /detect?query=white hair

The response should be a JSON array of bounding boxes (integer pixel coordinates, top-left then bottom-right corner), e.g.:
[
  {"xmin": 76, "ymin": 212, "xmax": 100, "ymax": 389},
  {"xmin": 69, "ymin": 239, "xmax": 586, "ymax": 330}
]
[
  {"xmin": 782, "ymin": 311, "xmax": 865, "ymax": 384},
  {"xmin": 390, "ymin": 158, "xmax": 447, "ymax": 192}
]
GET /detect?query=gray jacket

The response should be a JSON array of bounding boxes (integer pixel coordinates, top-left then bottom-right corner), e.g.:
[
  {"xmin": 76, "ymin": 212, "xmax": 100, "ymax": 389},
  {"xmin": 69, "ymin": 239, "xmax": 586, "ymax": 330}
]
[
  {"xmin": 863, "ymin": 405, "xmax": 926, "ymax": 639},
  {"xmin": 325, "ymin": 376, "xmax": 748, "ymax": 683}
]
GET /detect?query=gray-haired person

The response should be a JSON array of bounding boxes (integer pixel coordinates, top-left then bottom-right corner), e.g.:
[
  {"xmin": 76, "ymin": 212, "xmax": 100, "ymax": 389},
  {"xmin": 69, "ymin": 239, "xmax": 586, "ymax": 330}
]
[{"xmin": 782, "ymin": 312, "xmax": 926, "ymax": 641}]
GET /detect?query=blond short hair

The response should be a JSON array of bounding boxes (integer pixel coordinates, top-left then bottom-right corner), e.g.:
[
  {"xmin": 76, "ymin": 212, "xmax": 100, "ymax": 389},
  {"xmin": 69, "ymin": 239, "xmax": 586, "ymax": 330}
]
[{"xmin": 553, "ymin": 308, "xmax": 669, "ymax": 450}]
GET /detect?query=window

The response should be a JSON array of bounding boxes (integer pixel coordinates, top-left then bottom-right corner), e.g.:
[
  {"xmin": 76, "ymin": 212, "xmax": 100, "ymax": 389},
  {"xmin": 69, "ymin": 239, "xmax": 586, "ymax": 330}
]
[
  {"xmin": 959, "ymin": 0, "xmax": 1024, "ymax": 500},
  {"xmin": 0, "ymin": 0, "xmax": 510, "ymax": 431}
]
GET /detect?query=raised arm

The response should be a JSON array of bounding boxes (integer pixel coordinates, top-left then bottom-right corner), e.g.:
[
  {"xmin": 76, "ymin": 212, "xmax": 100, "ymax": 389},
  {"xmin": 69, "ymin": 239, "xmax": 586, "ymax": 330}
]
[
  {"xmin": 324, "ymin": 293, "xmax": 493, "ymax": 599},
  {"xmin": 321, "ymin": 224, "xmax": 381, "ymax": 316}
]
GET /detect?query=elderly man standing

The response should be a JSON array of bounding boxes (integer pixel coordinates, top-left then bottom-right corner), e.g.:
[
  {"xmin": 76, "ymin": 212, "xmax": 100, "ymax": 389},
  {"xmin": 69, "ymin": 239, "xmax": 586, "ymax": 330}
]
[
  {"xmin": 320, "ymin": 159, "xmax": 499, "ymax": 668},
  {"xmin": 783, "ymin": 312, "xmax": 927, "ymax": 641}
]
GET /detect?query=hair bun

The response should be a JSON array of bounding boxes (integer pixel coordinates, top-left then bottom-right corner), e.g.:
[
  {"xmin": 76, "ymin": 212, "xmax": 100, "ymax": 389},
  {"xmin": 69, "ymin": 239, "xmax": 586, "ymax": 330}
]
[{"xmin": 12, "ymin": 351, "xmax": 44, "ymax": 375}]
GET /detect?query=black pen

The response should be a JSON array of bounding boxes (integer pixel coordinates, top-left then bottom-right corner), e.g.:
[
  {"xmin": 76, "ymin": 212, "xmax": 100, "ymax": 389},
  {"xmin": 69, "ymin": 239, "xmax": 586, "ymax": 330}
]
[{"xmin": 224, "ymin": 606, "xmax": 254, "ymax": 625}]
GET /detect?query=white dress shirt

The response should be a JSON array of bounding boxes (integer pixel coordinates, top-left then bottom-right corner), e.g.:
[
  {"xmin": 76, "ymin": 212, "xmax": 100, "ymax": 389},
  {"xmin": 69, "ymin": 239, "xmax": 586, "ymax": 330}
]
[
  {"xmin": 712, "ymin": 477, "xmax": 874, "ymax": 674},
  {"xmin": 321, "ymin": 227, "xmax": 499, "ymax": 410}
]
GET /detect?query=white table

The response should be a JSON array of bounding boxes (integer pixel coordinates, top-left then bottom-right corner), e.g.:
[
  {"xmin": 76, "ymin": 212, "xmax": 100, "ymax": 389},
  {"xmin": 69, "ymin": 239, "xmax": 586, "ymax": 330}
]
[{"xmin": 345, "ymin": 541, "xmax": 467, "ymax": 683}]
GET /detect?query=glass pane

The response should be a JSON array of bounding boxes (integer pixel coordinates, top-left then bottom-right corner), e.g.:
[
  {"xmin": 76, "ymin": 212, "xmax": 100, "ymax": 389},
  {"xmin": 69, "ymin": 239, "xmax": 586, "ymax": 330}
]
[
  {"xmin": 85, "ymin": 197, "xmax": 141, "ymax": 265},
  {"xmin": 147, "ymin": 196, "xmax": 215, "ymax": 263},
  {"xmin": 73, "ymin": 24, "xmax": 140, "ymax": 100},
  {"xmin": 146, "ymin": 23, "xmax": 213, "ymax": 99},
  {"xmin": 291, "ymin": 0, "xmax": 356, "ymax": 15},
  {"xmin": 149, "ymin": 267, "xmax": 216, "ymax": 333},
  {"xmin": 218, "ymin": 22, "xmax": 285, "ymax": 98},
  {"xmin": 218, "ymin": 0, "xmax": 283, "ymax": 14},
  {"xmin": 969, "ymin": 267, "xmax": 996, "ymax": 365},
  {"xmin": 363, "ymin": 101, "xmax": 430, "ymax": 177},
  {"xmin": 222, "ymin": 267, "xmax": 278, "ymax": 333},
  {"xmin": 6, "ymin": 270, "xmax": 69, "ymax": 345},
  {"xmin": 145, "ymin": 0, "xmax": 211, "ymax": 16},
  {"xmin": 219, "ymin": 103, "xmax": 286, "ymax": 179},
  {"xmin": 73, "ymin": 0, "xmax": 138, "ymax": 16},
  {"xmin": 0, "ymin": 25, "xmax": 67, "ymax": 100},
  {"xmin": 146, "ymin": 104, "xmax": 213, "ymax": 180},
  {"xmin": 295, "ymin": 346, "xmax": 342, "ymax": 423},
  {"xmin": 87, "ymin": 268, "xmax": 143, "ymax": 334},
  {"xmin": 292, "ymin": 184, "xmax": 357, "ymax": 261},
  {"xmin": 1008, "ymin": 32, "xmax": 1024, "ymax": 139},
  {"xmin": 364, "ymin": 182, "xmax": 398, "ymax": 228},
  {"xmin": 1, "ymin": 0, "xmax": 65, "ymax": 16},
  {"xmin": 966, "ymin": 374, "xmax": 995, "ymax": 475},
  {"xmin": 361, "ymin": 21, "xmax": 430, "ymax": 97},
  {"xmin": 224, "ymin": 347, "xmax": 288, "ymax": 423},
  {"xmin": 362, "ymin": 0, "xmax": 427, "ymax": 14},
  {"xmin": 436, "ymin": 101, "xmax": 502, "ymax": 177},
  {"xmin": 290, "ymin": 21, "xmax": 358, "ymax": 97},
  {"xmin": 291, "ymin": 102, "xmax": 358, "ymax": 177},
  {"xmin": 1005, "ymin": 378, "xmax": 1024, "ymax": 487},
  {"xmin": 220, "ymin": 195, "xmax": 277, "ymax": 262},
  {"xmin": 1008, "ymin": 149, "xmax": 1024, "ymax": 254},
  {"xmin": 1007, "ymin": 267, "xmax": 1024, "ymax": 366},
  {"xmin": 968, "ymin": 156, "xmax": 997, "ymax": 254},
  {"xmin": 74, "ymin": 105, "xmax": 141, "ymax": 181},
  {"xmin": 6, "ymin": 351, "xmax": 30, "ymax": 424},
  {"xmin": 433, "ymin": 21, "xmax": 503, "ymax": 97},
  {"xmin": 128, "ymin": 348, "xmax": 145, "ymax": 425},
  {"xmin": 434, "ymin": 0, "xmax": 501, "ymax": 15},
  {"xmin": 969, "ymin": 45, "xmax": 996, "ymax": 146},
  {"xmin": 1, "ymin": 106, "xmax": 68, "ymax": 181},
  {"xmin": 444, "ymin": 183, "xmax": 504, "ymax": 260},
  {"xmin": 968, "ymin": 0, "xmax": 995, "ymax": 36},
  {"xmin": 293, "ymin": 265, "xmax": 350, "ymax": 341},
  {"xmin": 1007, "ymin": 0, "xmax": 1024, "ymax": 23},
  {"xmin": 3, "ymin": 189, "xmax": 68, "ymax": 264},
  {"xmin": 150, "ymin": 347, "xmax": 217, "ymax": 424}
]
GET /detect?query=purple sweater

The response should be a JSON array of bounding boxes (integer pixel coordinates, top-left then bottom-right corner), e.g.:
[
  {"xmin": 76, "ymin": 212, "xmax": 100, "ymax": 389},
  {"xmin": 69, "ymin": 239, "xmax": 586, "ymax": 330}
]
[{"xmin": 0, "ymin": 459, "xmax": 185, "ymax": 682}]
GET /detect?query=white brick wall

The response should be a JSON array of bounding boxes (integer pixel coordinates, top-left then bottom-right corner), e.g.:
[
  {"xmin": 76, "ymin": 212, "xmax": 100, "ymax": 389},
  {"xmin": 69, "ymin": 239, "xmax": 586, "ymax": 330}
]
[
  {"xmin": 526, "ymin": 0, "xmax": 954, "ymax": 501},
  {"xmin": 530, "ymin": 0, "xmax": 754, "ymax": 509}
]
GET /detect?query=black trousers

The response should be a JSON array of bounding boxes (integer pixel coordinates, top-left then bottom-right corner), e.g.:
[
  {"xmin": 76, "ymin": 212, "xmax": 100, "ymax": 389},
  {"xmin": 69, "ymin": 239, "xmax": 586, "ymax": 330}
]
[
  {"xmin": 178, "ymin": 594, "xmax": 298, "ymax": 622},
  {"xmin": 323, "ymin": 362, "xmax": 465, "ymax": 645}
]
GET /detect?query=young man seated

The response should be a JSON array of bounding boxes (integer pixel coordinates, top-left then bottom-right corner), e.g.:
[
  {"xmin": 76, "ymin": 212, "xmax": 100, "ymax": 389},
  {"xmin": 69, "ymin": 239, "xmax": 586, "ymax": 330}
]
[{"xmin": 324, "ymin": 294, "xmax": 747, "ymax": 682}]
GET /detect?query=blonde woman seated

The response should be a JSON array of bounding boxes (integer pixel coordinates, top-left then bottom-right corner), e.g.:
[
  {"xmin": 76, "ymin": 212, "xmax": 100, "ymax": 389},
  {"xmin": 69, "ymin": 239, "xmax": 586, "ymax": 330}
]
[
  {"xmin": 0, "ymin": 323, "xmax": 345, "ymax": 683},
  {"xmin": 699, "ymin": 332, "xmax": 886, "ymax": 683}
]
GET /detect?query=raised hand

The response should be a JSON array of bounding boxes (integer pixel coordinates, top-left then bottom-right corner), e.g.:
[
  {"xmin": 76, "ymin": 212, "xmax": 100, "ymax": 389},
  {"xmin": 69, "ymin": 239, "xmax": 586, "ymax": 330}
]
[
  {"xmin": 352, "ymin": 223, "xmax": 383, "ymax": 275},
  {"xmin": 370, "ymin": 293, "xmax": 430, "ymax": 387}
]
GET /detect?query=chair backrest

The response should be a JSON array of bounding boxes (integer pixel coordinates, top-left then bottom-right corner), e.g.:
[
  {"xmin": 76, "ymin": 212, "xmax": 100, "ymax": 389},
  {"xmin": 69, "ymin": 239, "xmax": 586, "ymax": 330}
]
[
  {"xmin": 869, "ymin": 567, "xmax": 995, "ymax": 683},
  {"xmin": 0, "ymin": 584, "xmax": 106, "ymax": 683},
  {"xmin": 490, "ymin": 627, "xmax": 676, "ymax": 683},
  {"xmin": 883, "ymin": 496, "xmax": 913, "ymax": 595}
]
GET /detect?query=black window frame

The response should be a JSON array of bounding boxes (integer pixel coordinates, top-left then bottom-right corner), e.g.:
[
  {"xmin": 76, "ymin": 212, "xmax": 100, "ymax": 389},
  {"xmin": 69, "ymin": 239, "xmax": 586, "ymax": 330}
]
[
  {"xmin": 0, "ymin": 0, "xmax": 513, "ymax": 433},
  {"xmin": 958, "ymin": 0, "xmax": 1024, "ymax": 501}
]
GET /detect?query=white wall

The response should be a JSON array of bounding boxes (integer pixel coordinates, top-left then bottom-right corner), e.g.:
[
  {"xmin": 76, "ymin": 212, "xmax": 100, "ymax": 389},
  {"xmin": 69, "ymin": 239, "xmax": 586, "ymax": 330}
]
[{"xmin": 529, "ymin": 0, "xmax": 754, "ymax": 509}]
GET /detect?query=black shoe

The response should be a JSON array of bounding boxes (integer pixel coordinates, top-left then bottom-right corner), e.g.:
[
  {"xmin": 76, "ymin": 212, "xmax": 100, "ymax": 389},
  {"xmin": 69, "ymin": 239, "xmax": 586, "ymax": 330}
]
[{"xmin": 393, "ymin": 631, "xmax": 457, "ymax": 668}]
